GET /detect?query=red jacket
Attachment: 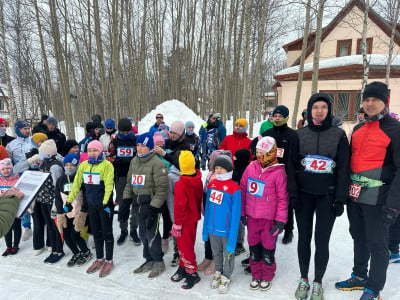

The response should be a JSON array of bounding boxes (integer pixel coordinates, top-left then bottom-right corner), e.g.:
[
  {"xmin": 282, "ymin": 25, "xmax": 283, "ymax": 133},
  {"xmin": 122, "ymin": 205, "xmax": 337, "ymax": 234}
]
[
  {"xmin": 174, "ymin": 169, "xmax": 203, "ymax": 225},
  {"xmin": 219, "ymin": 131, "xmax": 252, "ymax": 162}
]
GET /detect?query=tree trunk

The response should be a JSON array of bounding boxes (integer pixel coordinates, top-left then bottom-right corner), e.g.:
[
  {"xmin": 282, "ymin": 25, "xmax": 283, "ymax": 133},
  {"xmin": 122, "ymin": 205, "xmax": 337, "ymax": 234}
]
[{"xmin": 311, "ymin": 0, "xmax": 326, "ymax": 94}]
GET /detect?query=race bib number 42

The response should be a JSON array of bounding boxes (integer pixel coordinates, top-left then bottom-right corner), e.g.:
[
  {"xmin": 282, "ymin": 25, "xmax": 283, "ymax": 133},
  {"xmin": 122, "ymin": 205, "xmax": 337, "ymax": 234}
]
[
  {"xmin": 117, "ymin": 147, "xmax": 134, "ymax": 157},
  {"xmin": 349, "ymin": 183, "xmax": 361, "ymax": 198},
  {"xmin": 247, "ymin": 177, "xmax": 265, "ymax": 198},
  {"xmin": 83, "ymin": 172, "xmax": 101, "ymax": 185},
  {"xmin": 302, "ymin": 154, "xmax": 335, "ymax": 174},
  {"xmin": 131, "ymin": 175, "xmax": 146, "ymax": 187},
  {"xmin": 209, "ymin": 190, "xmax": 223, "ymax": 205}
]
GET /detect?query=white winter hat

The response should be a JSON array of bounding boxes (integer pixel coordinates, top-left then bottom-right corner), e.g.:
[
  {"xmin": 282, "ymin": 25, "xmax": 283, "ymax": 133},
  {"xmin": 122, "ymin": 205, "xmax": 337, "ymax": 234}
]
[{"xmin": 256, "ymin": 136, "xmax": 276, "ymax": 153}]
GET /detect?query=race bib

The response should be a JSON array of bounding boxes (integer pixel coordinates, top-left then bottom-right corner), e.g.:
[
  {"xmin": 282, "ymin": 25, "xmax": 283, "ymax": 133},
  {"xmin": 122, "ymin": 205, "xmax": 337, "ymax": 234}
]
[
  {"xmin": 247, "ymin": 177, "xmax": 265, "ymax": 198},
  {"xmin": 117, "ymin": 147, "xmax": 134, "ymax": 158},
  {"xmin": 0, "ymin": 186, "xmax": 11, "ymax": 194},
  {"xmin": 209, "ymin": 190, "xmax": 223, "ymax": 205},
  {"xmin": 190, "ymin": 144, "xmax": 195, "ymax": 151},
  {"xmin": 302, "ymin": 154, "xmax": 335, "ymax": 174},
  {"xmin": 131, "ymin": 175, "xmax": 146, "ymax": 187},
  {"xmin": 63, "ymin": 183, "xmax": 73, "ymax": 192},
  {"xmin": 83, "ymin": 172, "xmax": 100, "ymax": 185},
  {"xmin": 276, "ymin": 148, "xmax": 284, "ymax": 158},
  {"xmin": 349, "ymin": 183, "xmax": 361, "ymax": 198}
]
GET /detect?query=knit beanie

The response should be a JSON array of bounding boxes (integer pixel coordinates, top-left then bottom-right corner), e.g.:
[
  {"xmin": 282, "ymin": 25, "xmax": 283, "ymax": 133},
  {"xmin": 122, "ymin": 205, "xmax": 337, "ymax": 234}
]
[
  {"xmin": 185, "ymin": 121, "xmax": 195, "ymax": 135},
  {"xmin": 46, "ymin": 117, "xmax": 58, "ymax": 126},
  {"xmin": 0, "ymin": 118, "xmax": 7, "ymax": 126},
  {"xmin": 136, "ymin": 132, "xmax": 154, "ymax": 150},
  {"xmin": 209, "ymin": 150, "xmax": 232, "ymax": 170},
  {"xmin": 235, "ymin": 118, "xmax": 248, "ymax": 133},
  {"xmin": 160, "ymin": 129, "xmax": 170, "ymax": 141},
  {"xmin": 105, "ymin": 118, "xmax": 115, "ymax": 129},
  {"xmin": 169, "ymin": 121, "xmax": 185, "ymax": 136},
  {"xmin": 234, "ymin": 148, "xmax": 251, "ymax": 169},
  {"xmin": 87, "ymin": 140, "xmax": 103, "ymax": 152},
  {"xmin": 0, "ymin": 158, "xmax": 13, "ymax": 169},
  {"xmin": 118, "ymin": 118, "xmax": 132, "ymax": 132},
  {"xmin": 213, "ymin": 154, "xmax": 233, "ymax": 172},
  {"xmin": 32, "ymin": 133, "xmax": 48, "ymax": 147},
  {"xmin": 272, "ymin": 105, "xmax": 289, "ymax": 118},
  {"xmin": 63, "ymin": 153, "xmax": 79, "ymax": 167},
  {"xmin": 158, "ymin": 123, "xmax": 168, "ymax": 131},
  {"xmin": 86, "ymin": 122, "xmax": 96, "ymax": 133},
  {"xmin": 39, "ymin": 139, "xmax": 57, "ymax": 157},
  {"xmin": 153, "ymin": 132, "xmax": 165, "ymax": 146},
  {"xmin": 256, "ymin": 136, "xmax": 276, "ymax": 153},
  {"xmin": 363, "ymin": 81, "xmax": 388, "ymax": 104},
  {"xmin": 178, "ymin": 150, "xmax": 196, "ymax": 175},
  {"xmin": 79, "ymin": 153, "xmax": 89, "ymax": 163},
  {"xmin": 15, "ymin": 120, "xmax": 29, "ymax": 138},
  {"xmin": 64, "ymin": 139, "xmax": 79, "ymax": 154}
]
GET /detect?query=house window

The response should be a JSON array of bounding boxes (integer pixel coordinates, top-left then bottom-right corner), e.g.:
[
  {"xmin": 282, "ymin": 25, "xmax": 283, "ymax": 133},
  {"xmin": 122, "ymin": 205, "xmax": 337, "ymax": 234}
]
[
  {"xmin": 356, "ymin": 38, "xmax": 373, "ymax": 54},
  {"xmin": 320, "ymin": 90, "xmax": 360, "ymax": 121},
  {"xmin": 336, "ymin": 39, "xmax": 352, "ymax": 57}
]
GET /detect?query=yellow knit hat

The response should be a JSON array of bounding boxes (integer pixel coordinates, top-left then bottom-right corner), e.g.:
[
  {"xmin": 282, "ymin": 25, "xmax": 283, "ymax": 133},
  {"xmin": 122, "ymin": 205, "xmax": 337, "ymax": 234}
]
[
  {"xmin": 32, "ymin": 133, "xmax": 48, "ymax": 147},
  {"xmin": 235, "ymin": 118, "xmax": 248, "ymax": 127},
  {"xmin": 178, "ymin": 150, "xmax": 196, "ymax": 175}
]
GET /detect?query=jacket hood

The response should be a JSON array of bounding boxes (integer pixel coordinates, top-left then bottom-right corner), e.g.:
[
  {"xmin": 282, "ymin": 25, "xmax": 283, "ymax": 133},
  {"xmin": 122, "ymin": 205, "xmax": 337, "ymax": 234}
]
[{"xmin": 307, "ymin": 93, "xmax": 333, "ymax": 131}]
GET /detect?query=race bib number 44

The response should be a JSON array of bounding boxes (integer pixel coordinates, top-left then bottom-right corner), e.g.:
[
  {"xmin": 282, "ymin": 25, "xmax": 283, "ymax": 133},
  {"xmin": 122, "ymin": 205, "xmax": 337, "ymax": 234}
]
[
  {"xmin": 83, "ymin": 172, "xmax": 101, "ymax": 185},
  {"xmin": 131, "ymin": 175, "xmax": 146, "ymax": 187},
  {"xmin": 247, "ymin": 177, "xmax": 265, "ymax": 198},
  {"xmin": 209, "ymin": 190, "xmax": 223, "ymax": 205},
  {"xmin": 117, "ymin": 147, "xmax": 134, "ymax": 157},
  {"xmin": 302, "ymin": 155, "xmax": 335, "ymax": 174}
]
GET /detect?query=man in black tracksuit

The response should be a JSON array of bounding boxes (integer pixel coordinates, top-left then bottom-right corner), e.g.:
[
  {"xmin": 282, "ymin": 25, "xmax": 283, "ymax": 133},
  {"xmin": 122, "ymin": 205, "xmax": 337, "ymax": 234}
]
[{"xmin": 336, "ymin": 82, "xmax": 400, "ymax": 300}]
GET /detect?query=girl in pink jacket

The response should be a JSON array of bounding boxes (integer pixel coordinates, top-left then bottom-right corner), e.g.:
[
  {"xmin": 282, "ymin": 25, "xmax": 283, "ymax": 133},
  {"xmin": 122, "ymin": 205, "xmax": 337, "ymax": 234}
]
[{"xmin": 240, "ymin": 136, "xmax": 288, "ymax": 291}]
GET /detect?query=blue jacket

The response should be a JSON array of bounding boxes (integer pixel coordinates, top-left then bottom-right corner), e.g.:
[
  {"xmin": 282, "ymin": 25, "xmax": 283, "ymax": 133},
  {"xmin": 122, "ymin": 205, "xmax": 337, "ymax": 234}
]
[
  {"xmin": 202, "ymin": 177, "xmax": 241, "ymax": 253},
  {"xmin": 149, "ymin": 123, "xmax": 169, "ymax": 136}
]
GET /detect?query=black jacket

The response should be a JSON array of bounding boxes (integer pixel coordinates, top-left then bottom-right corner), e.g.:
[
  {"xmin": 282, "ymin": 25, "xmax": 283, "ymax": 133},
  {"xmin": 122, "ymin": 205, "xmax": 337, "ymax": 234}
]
[
  {"xmin": 0, "ymin": 134, "xmax": 14, "ymax": 147},
  {"xmin": 46, "ymin": 128, "xmax": 66, "ymax": 154}
]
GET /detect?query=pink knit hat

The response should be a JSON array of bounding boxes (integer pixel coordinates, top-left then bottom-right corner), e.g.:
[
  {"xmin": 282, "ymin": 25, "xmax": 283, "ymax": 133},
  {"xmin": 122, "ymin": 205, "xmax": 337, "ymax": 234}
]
[
  {"xmin": 79, "ymin": 152, "xmax": 89, "ymax": 163},
  {"xmin": 153, "ymin": 132, "xmax": 165, "ymax": 146},
  {"xmin": 170, "ymin": 121, "xmax": 185, "ymax": 136},
  {"xmin": 87, "ymin": 140, "xmax": 103, "ymax": 152}
]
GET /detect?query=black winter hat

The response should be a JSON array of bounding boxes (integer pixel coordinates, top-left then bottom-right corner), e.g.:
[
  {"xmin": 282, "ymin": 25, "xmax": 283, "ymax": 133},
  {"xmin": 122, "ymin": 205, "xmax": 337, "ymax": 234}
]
[
  {"xmin": 86, "ymin": 121, "xmax": 96, "ymax": 133},
  {"xmin": 118, "ymin": 118, "xmax": 132, "ymax": 131},
  {"xmin": 91, "ymin": 114, "xmax": 102, "ymax": 124},
  {"xmin": 234, "ymin": 148, "xmax": 251, "ymax": 169},
  {"xmin": 63, "ymin": 139, "xmax": 78, "ymax": 156},
  {"xmin": 363, "ymin": 81, "xmax": 388, "ymax": 105},
  {"xmin": 306, "ymin": 93, "xmax": 333, "ymax": 128},
  {"xmin": 272, "ymin": 105, "xmax": 289, "ymax": 118},
  {"xmin": 213, "ymin": 155, "xmax": 233, "ymax": 172}
]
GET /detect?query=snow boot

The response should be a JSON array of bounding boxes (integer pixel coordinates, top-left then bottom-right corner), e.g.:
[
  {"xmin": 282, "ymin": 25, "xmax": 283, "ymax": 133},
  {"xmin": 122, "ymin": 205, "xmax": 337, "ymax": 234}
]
[
  {"xmin": 44, "ymin": 253, "xmax": 56, "ymax": 263},
  {"xmin": 48, "ymin": 252, "xmax": 65, "ymax": 264},
  {"xmin": 148, "ymin": 260, "xmax": 166, "ymax": 278},
  {"xmin": 182, "ymin": 272, "xmax": 200, "ymax": 289},
  {"xmin": 87, "ymin": 259, "xmax": 105, "ymax": 274},
  {"xmin": 310, "ymin": 281, "xmax": 323, "ymax": 300},
  {"xmin": 295, "ymin": 278, "xmax": 310, "ymax": 300},
  {"xmin": 260, "ymin": 280, "xmax": 272, "ymax": 291},
  {"xmin": 335, "ymin": 273, "xmax": 367, "ymax": 291},
  {"xmin": 250, "ymin": 278, "xmax": 260, "ymax": 290},
  {"xmin": 99, "ymin": 261, "xmax": 114, "ymax": 277},
  {"xmin": 130, "ymin": 230, "xmax": 141, "ymax": 246},
  {"xmin": 171, "ymin": 266, "xmax": 186, "ymax": 282},
  {"xmin": 133, "ymin": 260, "xmax": 154, "ymax": 274},
  {"xmin": 117, "ymin": 230, "xmax": 128, "ymax": 246},
  {"xmin": 359, "ymin": 288, "xmax": 382, "ymax": 300},
  {"xmin": 67, "ymin": 253, "xmax": 81, "ymax": 267},
  {"xmin": 76, "ymin": 250, "xmax": 93, "ymax": 266}
]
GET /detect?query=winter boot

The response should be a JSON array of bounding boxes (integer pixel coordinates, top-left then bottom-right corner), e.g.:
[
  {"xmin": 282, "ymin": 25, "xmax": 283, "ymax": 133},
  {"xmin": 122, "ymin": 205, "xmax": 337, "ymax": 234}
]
[
  {"xmin": 44, "ymin": 253, "xmax": 56, "ymax": 263},
  {"xmin": 87, "ymin": 259, "xmax": 105, "ymax": 274},
  {"xmin": 133, "ymin": 260, "xmax": 154, "ymax": 274},
  {"xmin": 117, "ymin": 230, "xmax": 128, "ymax": 246},
  {"xmin": 99, "ymin": 261, "xmax": 114, "ymax": 277},
  {"xmin": 171, "ymin": 252, "xmax": 180, "ymax": 267},
  {"xmin": 76, "ymin": 250, "xmax": 93, "ymax": 266},
  {"xmin": 295, "ymin": 278, "xmax": 310, "ymax": 300},
  {"xmin": 171, "ymin": 266, "xmax": 186, "ymax": 282},
  {"xmin": 197, "ymin": 258, "xmax": 212, "ymax": 271},
  {"xmin": 218, "ymin": 275, "xmax": 231, "ymax": 294},
  {"xmin": 67, "ymin": 253, "xmax": 82, "ymax": 267},
  {"xmin": 250, "ymin": 278, "xmax": 260, "ymax": 290},
  {"xmin": 282, "ymin": 230, "xmax": 294, "ymax": 244},
  {"xmin": 182, "ymin": 271, "xmax": 201, "ymax": 289},
  {"xmin": 335, "ymin": 273, "xmax": 367, "ymax": 291},
  {"xmin": 10, "ymin": 246, "xmax": 19, "ymax": 255},
  {"xmin": 260, "ymin": 280, "xmax": 272, "ymax": 291},
  {"xmin": 148, "ymin": 260, "xmax": 166, "ymax": 278},
  {"xmin": 389, "ymin": 252, "xmax": 400, "ymax": 263},
  {"xmin": 211, "ymin": 271, "xmax": 221, "ymax": 289},
  {"xmin": 130, "ymin": 230, "xmax": 141, "ymax": 246},
  {"xmin": 204, "ymin": 261, "xmax": 215, "ymax": 275},
  {"xmin": 241, "ymin": 256, "xmax": 250, "ymax": 267},
  {"xmin": 21, "ymin": 228, "xmax": 32, "ymax": 241},
  {"xmin": 2, "ymin": 247, "xmax": 11, "ymax": 257},
  {"xmin": 310, "ymin": 281, "xmax": 323, "ymax": 300},
  {"xmin": 235, "ymin": 243, "xmax": 246, "ymax": 256},
  {"xmin": 48, "ymin": 252, "xmax": 65, "ymax": 264},
  {"xmin": 359, "ymin": 288, "xmax": 382, "ymax": 300}
]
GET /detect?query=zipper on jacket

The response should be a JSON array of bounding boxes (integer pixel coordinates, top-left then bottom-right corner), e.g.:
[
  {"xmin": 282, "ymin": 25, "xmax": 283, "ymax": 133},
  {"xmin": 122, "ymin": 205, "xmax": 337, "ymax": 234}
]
[{"xmin": 317, "ymin": 131, "xmax": 320, "ymax": 154}]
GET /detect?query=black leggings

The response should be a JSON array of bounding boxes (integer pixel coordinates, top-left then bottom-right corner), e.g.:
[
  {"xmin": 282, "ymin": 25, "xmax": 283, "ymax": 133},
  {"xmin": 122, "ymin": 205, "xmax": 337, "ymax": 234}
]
[
  {"xmin": 88, "ymin": 205, "xmax": 114, "ymax": 261},
  {"xmin": 161, "ymin": 202, "xmax": 172, "ymax": 239},
  {"xmin": 389, "ymin": 214, "xmax": 400, "ymax": 254},
  {"xmin": 5, "ymin": 218, "xmax": 22, "ymax": 248},
  {"xmin": 63, "ymin": 217, "xmax": 89, "ymax": 255},
  {"xmin": 295, "ymin": 192, "xmax": 336, "ymax": 283}
]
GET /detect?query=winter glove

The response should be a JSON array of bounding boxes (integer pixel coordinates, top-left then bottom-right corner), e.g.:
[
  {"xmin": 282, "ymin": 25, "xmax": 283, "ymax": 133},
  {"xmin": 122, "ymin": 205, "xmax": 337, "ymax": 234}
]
[
  {"xmin": 332, "ymin": 202, "xmax": 344, "ymax": 217},
  {"xmin": 270, "ymin": 221, "xmax": 285, "ymax": 236},
  {"xmin": 240, "ymin": 216, "xmax": 247, "ymax": 226},
  {"xmin": 27, "ymin": 154, "xmax": 41, "ymax": 165},
  {"xmin": 56, "ymin": 214, "xmax": 67, "ymax": 234},
  {"xmin": 63, "ymin": 203, "xmax": 73, "ymax": 213},
  {"xmin": 382, "ymin": 207, "xmax": 399, "ymax": 225},
  {"xmin": 171, "ymin": 223, "xmax": 182, "ymax": 237},
  {"xmin": 25, "ymin": 147, "xmax": 38, "ymax": 159},
  {"xmin": 73, "ymin": 212, "xmax": 88, "ymax": 232}
]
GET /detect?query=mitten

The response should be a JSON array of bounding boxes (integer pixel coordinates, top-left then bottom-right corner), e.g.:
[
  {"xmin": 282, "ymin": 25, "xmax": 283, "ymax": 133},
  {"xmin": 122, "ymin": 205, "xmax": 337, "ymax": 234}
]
[
  {"xmin": 382, "ymin": 207, "xmax": 399, "ymax": 225},
  {"xmin": 171, "ymin": 223, "xmax": 182, "ymax": 237},
  {"xmin": 270, "ymin": 221, "xmax": 285, "ymax": 236},
  {"xmin": 27, "ymin": 154, "xmax": 41, "ymax": 165},
  {"xmin": 73, "ymin": 212, "xmax": 88, "ymax": 232},
  {"xmin": 240, "ymin": 216, "xmax": 247, "ymax": 226},
  {"xmin": 63, "ymin": 203, "xmax": 73, "ymax": 213},
  {"xmin": 332, "ymin": 202, "xmax": 344, "ymax": 217},
  {"xmin": 56, "ymin": 214, "xmax": 67, "ymax": 234}
]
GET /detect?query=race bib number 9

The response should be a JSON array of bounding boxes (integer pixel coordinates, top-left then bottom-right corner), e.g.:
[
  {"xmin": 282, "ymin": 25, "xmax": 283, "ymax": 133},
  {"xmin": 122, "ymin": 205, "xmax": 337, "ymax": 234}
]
[
  {"xmin": 302, "ymin": 155, "xmax": 335, "ymax": 174},
  {"xmin": 0, "ymin": 186, "xmax": 11, "ymax": 194},
  {"xmin": 209, "ymin": 190, "xmax": 223, "ymax": 205},
  {"xmin": 83, "ymin": 172, "xmax": 101, "ymax": 185},
  {"xmin": 247, "ymin": 177, "xmax": 265, "ymax": 198},
  {"xmin": 349, "ymin": 183, "xmax": 361, "ymax": 198},
  {"xmin": 131, "ymin": 175, "xmax": 146, "ymax": 187},
  {"xmin": 117, "ymin": 147, "xmax": 134, "ymax": 157},
  {"xmin": 276, "ymin": 148, "xmax": 284, "ymax": 158}
]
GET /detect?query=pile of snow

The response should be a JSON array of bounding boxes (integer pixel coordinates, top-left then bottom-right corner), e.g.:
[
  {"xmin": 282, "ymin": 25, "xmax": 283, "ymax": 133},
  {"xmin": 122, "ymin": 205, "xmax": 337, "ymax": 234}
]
[{"xmin": 138, "ymin": 100, "xmax": 205, "ymax": 134}]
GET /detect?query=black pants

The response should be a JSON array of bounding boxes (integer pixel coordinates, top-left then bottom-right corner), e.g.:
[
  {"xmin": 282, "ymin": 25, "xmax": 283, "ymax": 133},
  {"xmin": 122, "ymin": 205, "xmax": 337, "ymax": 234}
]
[
  {"xmin": 284, "ymin": 201, "xmax": 294, "ymax": 232},
  {"xmin": 63, "ymin": 217, "xmax": 89, "ymax": 255},
  {"xmin": 389, "ymin": 214, "xmax": 400, "ymax": 254},
  {"xmin": 5, "ymin": 218, "xmax": 22, "ymax": 248},
  {"xmin": 116, "ymin": 176, "xmax": 139, "ymax": 233},
  {"xmin": 347, "ymin": 201, "xmax": 389, "ymax": 293},
  {"xmin": 161, "ymin": 202, "xmax": 172, "ymax": 239},
  {"xmin": 295, "ymin": 192, "xmax": 336, "ymax": 283},
  {"xmin": 88, "ymin": 204, "xmax": 114, "ymax": 261},
  {"xmin": 138, "ymin": 204, "xmax": 163, "ymax": 262}
]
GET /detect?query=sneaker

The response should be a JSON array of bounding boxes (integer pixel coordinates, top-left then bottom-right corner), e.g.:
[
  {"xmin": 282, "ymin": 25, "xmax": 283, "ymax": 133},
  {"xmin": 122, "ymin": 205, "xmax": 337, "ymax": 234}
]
[
  {"xmin": 335, "ymin": 273, "xmax": 367, "ymax": 291},
  {"xmin": 34, "ymin": 247, "xmax": 45, "ymax": 256},
  {"xmin": 171, "ymin": 252, "xmax": 180, "ymax": 267},
  {"xmin": 148, "ymin": 260, "xmax": 166, "ymax": 278},
  {"xmin": 76, "ymin": 250, "xmax": 93, "ymax": 266},
  {"xmin": 44, "ymin": 253, "xmax": 56, "ymax": 263},
  {"xmin": 182, "ymin": 271, "xmax": 200, "ymax": 289},
  {"xmin": 133, "ymin": 260, "xmax": 154, "ymax": 274},
  {"xmin": 260, "ymin": 280, "xmax": 272, "ymax": 291},
  {"xmin": 48, "ymin": 252, "xmax": 65, "ymax": 264},
  {"xmin": 211, "ymin": 271, "xmax": 221, "ymax": 289},
  {"xmin": 218, "ymin": 275, "xmax": 231, "ymax": 294},
  {"xmin": 87, "ymin": 259, "xmax": 105, "ymax": 274},
  {"xmin": 10, "ymin": 246, "xmax": 19, "ymax": 255},
  {"xmin": 117, "ymin": 231, "xmax": 128, "ymax": 246},
  {"xmin": 241, "ymin": 257, "xmax": 250, "ymax": 267},
  {"xmin": 197, "ymin": 258, "xmax": 212, "ymax": 271},
  {"xmin": 235, "ymin": 244, "xmax": 246, "ymax": 256},
  {"xmin": 360, "ymin": 288, "xmax": 382, "ymax": 300},
  {"xmin": 250, "ymin": 278, "xmax": 260, "ymax": 290},
  {"xmin": 130, "ymin": 230, "xmax": 141, "ymax": 246},
  {"xmin": 244, "ymin": 266, "xmax": 252, "ymax": 275},
  {"xmin": 390, "ymin": 252, "xmax": 400, "ymax": 263},
  {"xmin": 161, "ymin": 238, "xmax": 169, "ymax": 254},
  {"xmin": 2, "ymin": 247, "xmax": 11, "ymax": 257},
  {"xmin": 21, "ymin": 228, "xmax": 32, "ymax": 241},
  {"xmin": 204, "ymin": 261, "xmax": 215, "ymax": 275},
  {"xmin": 171, "ymin": 266, "xmax": 186, "ymax": 282},
  {"xmin": 295, "ymin": 278, "xmax": 310, "ymax": 300},
  {"xmin": 99, "ymin": 261, "xmax": 114, "ymax": 277},
  {"xmin": 67, "ymin": 253, "xmax": 82, "ymax": 267},
  {"xmin": 282, "ymin": 230, "xmax": 294, "ymax": 244},
  {"xmin": 310, "ymin": 282, "xmax": 323, "ymax": 300}
]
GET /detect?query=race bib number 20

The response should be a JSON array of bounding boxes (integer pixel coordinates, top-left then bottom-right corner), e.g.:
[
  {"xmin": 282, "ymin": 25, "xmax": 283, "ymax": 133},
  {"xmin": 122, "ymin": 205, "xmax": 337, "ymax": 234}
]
[{"xmin": 131, "ymin": 175, "xmax": 146, "ymax": 187}]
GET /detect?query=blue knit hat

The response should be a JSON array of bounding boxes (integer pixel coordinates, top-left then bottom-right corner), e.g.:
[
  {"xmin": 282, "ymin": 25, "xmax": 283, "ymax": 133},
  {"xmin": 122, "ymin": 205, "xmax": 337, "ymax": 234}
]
[
  {"xmin": 136, "ymin": 132, "xmax": 154, "ymax": 150},
  {"xmin": 185, "ymin": 121, "xmax": 195, "ymax": 135},
  {"xmin": 14, "ymin": 120, "xmax": 29, "ymax": 138},
  {"xmin": 47, "ymin": 117, "xmax": 58, "ymax": 126},
  {"xmin": 105, "ymin": 118, "xmax": 115, "ymax": 129},
  {"xmin": 63, "ymin": 153, "xmax": 79, "ymax": 167}
]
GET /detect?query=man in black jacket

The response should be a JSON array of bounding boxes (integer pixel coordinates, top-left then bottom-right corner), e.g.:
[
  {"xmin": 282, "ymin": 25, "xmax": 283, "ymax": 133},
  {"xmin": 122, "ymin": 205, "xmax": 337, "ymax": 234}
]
[{"xmin": 45, "ymin": 117, "xmax": 66, "ymax": 154}]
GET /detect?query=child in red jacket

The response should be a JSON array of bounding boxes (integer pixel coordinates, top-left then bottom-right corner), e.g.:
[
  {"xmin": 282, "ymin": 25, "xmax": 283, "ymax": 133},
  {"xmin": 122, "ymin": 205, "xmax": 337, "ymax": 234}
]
[{"xmin": 170, "ymin": 150, "xmax": 203, "ymax": 289}]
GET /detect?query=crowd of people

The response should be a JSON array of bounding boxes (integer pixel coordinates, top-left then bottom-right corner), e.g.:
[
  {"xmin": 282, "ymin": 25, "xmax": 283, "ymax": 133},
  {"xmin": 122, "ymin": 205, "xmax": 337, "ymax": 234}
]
[{"xmin": 0, "ymin": 81, "xmax": 399, "ymax": 300}]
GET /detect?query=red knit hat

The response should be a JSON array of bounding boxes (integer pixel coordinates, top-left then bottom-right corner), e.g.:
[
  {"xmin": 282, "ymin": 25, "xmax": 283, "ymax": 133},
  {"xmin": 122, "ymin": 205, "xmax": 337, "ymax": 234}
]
[{"xmin": 0, "ymin": 118, "xmax": 7, "ymax": 126}]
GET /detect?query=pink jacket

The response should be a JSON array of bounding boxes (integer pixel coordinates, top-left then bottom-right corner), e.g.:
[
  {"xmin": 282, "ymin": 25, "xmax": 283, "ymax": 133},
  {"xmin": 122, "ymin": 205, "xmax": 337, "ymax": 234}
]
[{"xmin": 240, "ymin": 162, "xmax": 288, "ymax": 223}]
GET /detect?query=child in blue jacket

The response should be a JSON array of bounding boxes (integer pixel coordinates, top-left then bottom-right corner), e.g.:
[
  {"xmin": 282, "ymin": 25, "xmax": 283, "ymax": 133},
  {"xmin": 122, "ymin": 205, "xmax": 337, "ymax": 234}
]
[{"xmin": 202, "ymin": 154, "xmax": 241, "ymax": 294}]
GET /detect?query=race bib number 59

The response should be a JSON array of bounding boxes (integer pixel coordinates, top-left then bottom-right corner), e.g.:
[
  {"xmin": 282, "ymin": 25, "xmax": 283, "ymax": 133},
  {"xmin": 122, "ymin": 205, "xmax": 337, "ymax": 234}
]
[
  {"xmin": 117, "ymin": 147, "xmax": 134, "ymax": 157},
  {"xmin": 247, "ymin": 177, "xmax": 265, "ymax": 198}
]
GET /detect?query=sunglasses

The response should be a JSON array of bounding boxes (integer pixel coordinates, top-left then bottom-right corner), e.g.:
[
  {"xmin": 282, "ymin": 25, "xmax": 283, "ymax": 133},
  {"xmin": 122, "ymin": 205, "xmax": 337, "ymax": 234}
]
[{"xmin": 156, "ymin": 117, "xmax": 163, "ymax": 119}]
